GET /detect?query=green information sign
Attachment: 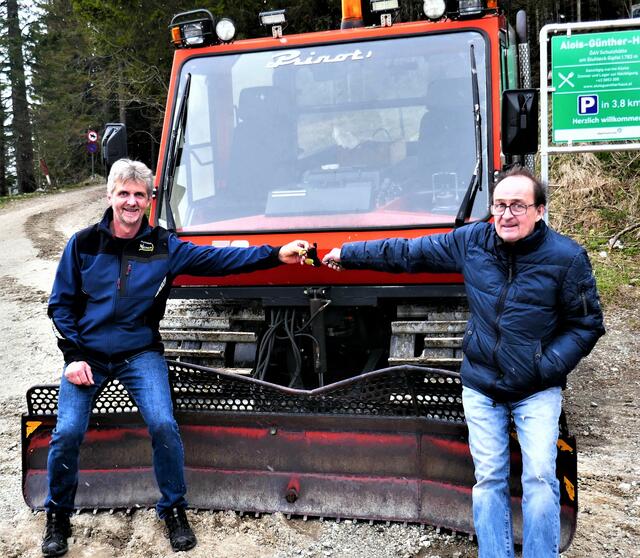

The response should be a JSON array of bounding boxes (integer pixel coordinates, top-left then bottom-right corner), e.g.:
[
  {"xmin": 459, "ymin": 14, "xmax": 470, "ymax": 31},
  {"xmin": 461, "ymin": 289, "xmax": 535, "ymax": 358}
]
[{"xmin": 551, "ymin": 29, "xmax": 640, "ymax": 143}]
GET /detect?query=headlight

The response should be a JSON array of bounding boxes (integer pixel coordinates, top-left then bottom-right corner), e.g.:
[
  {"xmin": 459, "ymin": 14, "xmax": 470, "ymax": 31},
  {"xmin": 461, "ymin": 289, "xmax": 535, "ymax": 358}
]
[
  {"xmin": 259, "ymin": 9, "xmax": 287, "ymax": 38},
  {"xmin": 183, "ymin": 22, "xmax": 205, "ymax": 46},
  {"xmin": 215, "ymin": 18, "xmax": 236, "ymax": 43},
  {"xmin": 459, "ymin": 0, "xmax": 484, "ymax": 16},
  {"xmin": 259, "ymin": 9, "xmax": 286, "ymax": 26},
  {"xmin": 423, "ymin": 0, "xmax": 446, "ymax": 20},
  {"xmin": 169, "ymin": 9, "xmax": 215, "ymax": 48},
  {"xmin": 370, "ymin": 0, "xmax": 400, "ymax": 12}
]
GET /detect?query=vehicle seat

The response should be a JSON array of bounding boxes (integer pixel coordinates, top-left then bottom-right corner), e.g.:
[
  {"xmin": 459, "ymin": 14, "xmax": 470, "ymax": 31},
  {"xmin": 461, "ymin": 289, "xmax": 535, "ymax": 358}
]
[
  {"xmin": 418, "ymin": 78, "xmax": 476, "ymax": 201},
  {"xmin": 228, "ymin": 86, "xmax": 296, "ymax": 207}
]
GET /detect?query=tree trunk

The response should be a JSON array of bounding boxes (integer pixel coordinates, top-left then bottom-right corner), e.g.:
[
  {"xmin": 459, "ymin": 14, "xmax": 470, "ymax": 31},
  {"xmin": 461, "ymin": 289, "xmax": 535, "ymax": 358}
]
[
  {"xmin": 118, "ymin": 61, "xmax": 127, "ymax": 126},
  {"xmin": 7, "ymin": 0, "xmax": 37, "ymax": 194},
  {"xmin": 0, "ymin": 98, "xmax": 7, "ymax": 197}
]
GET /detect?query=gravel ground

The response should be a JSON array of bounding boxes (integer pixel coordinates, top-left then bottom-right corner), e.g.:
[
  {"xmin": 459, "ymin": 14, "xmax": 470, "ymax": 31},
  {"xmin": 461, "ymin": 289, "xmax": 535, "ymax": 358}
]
[{"xmin": 0, "ymin": 183, "xmax": 638, "ymax": 557}]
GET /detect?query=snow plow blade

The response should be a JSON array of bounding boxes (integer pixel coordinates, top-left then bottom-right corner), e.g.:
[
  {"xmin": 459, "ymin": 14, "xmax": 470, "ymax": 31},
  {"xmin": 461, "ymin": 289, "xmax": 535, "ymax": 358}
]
[{"xmin": 22, "ymin": 361, "xmax": 577, "ymax": 550}]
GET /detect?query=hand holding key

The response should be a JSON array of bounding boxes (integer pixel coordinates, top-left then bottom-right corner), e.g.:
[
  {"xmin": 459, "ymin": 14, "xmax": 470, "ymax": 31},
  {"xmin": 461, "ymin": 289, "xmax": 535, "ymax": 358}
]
[{"xmin": 322, "ymin": 247, "xmax": 343, "ymax": 271}]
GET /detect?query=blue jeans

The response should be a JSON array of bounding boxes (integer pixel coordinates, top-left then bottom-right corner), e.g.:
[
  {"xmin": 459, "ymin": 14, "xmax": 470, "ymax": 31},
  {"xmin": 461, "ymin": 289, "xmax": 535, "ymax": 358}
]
[
  {"xmin": 462, "ymin": 385, "xmax": 562, "ymax": 558},
  {"xmin": 45, "ymin": 351, "xmax": 187, "ymax": 518}
]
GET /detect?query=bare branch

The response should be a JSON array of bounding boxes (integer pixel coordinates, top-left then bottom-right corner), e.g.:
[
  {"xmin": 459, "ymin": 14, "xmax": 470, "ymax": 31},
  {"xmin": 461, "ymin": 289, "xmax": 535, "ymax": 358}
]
[{"xmin": 609, "ymin": 222, "xmax": 640, "ymax": 250}]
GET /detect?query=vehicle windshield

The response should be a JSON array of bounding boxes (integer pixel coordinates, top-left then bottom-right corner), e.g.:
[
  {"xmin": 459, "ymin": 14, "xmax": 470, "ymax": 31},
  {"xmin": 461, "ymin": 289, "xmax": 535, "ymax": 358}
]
[{"xmin": 159, "ymin": 31, "xmax": 490, "ymax": 233}]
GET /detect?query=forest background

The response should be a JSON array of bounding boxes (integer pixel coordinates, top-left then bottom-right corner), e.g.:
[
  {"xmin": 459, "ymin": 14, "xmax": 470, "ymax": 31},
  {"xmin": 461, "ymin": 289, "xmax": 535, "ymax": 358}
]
[{"xmin": 1, "ymin": 0, "xmax": 639, "ymax": 297}]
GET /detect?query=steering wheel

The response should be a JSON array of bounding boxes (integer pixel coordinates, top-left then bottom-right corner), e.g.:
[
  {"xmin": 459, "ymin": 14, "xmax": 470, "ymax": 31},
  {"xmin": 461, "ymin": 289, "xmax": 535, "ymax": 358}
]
[
  {"xmin": 374, "ymin": 178, "xmax": 402, "ymax": 207},
  {"xmin": 372, "ymin": 128, "xmax": 393, "ymax": 142}
]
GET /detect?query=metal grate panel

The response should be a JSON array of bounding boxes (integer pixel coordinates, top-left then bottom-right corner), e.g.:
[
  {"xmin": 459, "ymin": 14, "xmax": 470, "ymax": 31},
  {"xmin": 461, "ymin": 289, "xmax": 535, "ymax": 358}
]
[
  {"xmin": 26, "ymin": 361, "xmax": 464, "ymax": 422},
  {"xmin": 170, "ymin": 362, "xmax": 463, "ymax": 420},
  {"xmin": 26, "ymin": 380, "xmax": 137, "ymax": 416}
]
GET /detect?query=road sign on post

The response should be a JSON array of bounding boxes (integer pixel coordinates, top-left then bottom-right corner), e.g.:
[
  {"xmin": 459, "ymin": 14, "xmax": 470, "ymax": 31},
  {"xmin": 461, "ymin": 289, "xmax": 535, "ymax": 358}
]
[
  {"xmin": 87, "ymin": 130, "xmax": 100, "ymax": 177},
  {"xmin": 540, "ymin": 19, "xmax": 640, "ymax": 191},
  {"xmin": 551, "ymin": 29, "xmax": 640, "ymax": 142}
]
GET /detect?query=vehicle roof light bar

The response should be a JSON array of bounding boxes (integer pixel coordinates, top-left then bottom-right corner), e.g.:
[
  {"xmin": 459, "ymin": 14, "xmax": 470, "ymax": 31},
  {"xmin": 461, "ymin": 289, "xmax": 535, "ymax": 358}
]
[
  {"xmin": 370, "ymin": 0, "xmax": 400, "ymax": 27},
  {"xmin": 259, "ymin": 9, "xmax": 287, "ymax": 38},
  {"xmin": 169, "ymin": 9, "xmax": 216, "ymax": 48}
]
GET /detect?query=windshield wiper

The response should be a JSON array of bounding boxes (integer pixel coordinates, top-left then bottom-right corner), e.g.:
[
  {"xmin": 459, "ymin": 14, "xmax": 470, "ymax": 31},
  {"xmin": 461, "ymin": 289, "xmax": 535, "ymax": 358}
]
[
  {"xmin": 454, "ymin": 45, "xmax": 483, "ymax": 228},
  {"xmin": 161, "ymin": 72, "xmax": 191, "ymax": 232}
]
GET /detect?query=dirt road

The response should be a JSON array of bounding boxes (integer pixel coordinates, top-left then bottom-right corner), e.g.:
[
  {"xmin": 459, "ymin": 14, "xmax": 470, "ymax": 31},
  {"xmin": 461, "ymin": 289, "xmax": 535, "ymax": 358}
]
[{"xmin": 0, "ymin": 184, "xmax": 638, "ymax": 557}]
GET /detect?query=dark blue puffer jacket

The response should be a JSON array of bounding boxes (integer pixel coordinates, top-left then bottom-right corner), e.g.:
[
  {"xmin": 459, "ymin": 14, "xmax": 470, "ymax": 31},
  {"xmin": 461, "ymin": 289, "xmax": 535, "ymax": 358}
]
[
  {"xmin": 48, "ymin": 208, "xmax": 281, "ymax": 364},
  {"xmin": 341, "ymin": 221, "xmax": 605, "ymax": 402}
]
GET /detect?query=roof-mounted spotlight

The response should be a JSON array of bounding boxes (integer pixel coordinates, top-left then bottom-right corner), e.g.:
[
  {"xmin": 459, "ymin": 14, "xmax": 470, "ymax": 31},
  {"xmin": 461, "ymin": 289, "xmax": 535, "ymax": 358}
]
[
  {"xmin": 215, "ymin": 18, "xmax": 236, "ymax": 43},
  {"xmin": 259, "ymin": 9, "xmax": 287, "ymax": 38},
  {"xmin": 370, "ymin": 0, "xmax": 400, "ymax": 27},
  {"xmin": 423, "ymin": 0, "xmax": 446, "ymax": 20},
  {"xmin": 458, "ymin": 0, "xmax": 483, "ymax": 16},
  {"xmin": 169, "ymin": 9, "xmax": 215, "ymax": 48},
  {"xmin": 452, "ymin": 1, "xmax": 499, "ymax": 19}
]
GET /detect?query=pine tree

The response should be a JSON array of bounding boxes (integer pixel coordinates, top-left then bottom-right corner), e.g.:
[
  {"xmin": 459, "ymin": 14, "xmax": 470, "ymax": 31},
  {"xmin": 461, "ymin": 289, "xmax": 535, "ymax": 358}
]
[
  {"xmin": 0, "ymin": 94, "xmax": 8, "ymax": 196},
  {"xmin": 31, "ymin": 0, "xmax": 105, "ymax": 184},
  {"xmin": 6, "ymin": 0, "xmax": 37, "ymax": 193},
  {"xmin": 71, "ymin": 0, "xmax": 187, "ymax": 167}
]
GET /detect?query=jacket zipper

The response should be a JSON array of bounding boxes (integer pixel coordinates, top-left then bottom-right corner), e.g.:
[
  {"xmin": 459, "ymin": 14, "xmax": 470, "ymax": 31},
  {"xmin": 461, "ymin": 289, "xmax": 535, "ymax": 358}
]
[
  {"xmin": 118, "ymin": 241, "xmax": 134, "ymax": 297},
  {"xmin": 113, "ymin": 244, "xmax": 132, "ymax": 314},
  {"xmin": 120, "ymin": 262, "xmax": 132, "ymax": 295},
  {"xmin": 580, "ymin": 287, "xmax": 588, "ymax": 316},
  {"xmin": 492, "ymin": 251, "xmax": 515, "ymax": 384},
  {"xmin": 109, "ymin": 258, "xmax": 121, "ymax": 356},
  {"xmin": 107, "ymin": 234, "xmax": 143, "ymax": 356}
]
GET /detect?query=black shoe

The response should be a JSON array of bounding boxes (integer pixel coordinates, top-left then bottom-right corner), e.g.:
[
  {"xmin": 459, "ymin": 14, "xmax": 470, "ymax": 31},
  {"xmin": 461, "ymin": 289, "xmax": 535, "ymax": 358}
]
[
  {"xmin": 164, "ymin": 507, "xmax": 197, "ymax": 552},
  {"xmin": 41, "ymin": 511, "xmax": 71, "ymax": 557}
]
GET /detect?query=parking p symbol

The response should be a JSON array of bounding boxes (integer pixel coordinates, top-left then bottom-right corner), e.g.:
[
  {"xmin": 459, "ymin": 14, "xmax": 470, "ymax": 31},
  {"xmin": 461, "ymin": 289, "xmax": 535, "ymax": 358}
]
[{"xmin": 578, "ymin": 95, "xmax": 598, "ymax": 115}]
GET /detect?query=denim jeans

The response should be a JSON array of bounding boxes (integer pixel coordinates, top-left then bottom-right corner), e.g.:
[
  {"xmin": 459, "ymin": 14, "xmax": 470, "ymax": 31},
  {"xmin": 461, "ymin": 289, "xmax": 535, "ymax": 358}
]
[
  {"xmin": 462, "ymin": 385, "xmax": 562, "ymax": 558},
  {"xmin": 45, "ymin": 351, "xmax": 186, "ymax": 518}
]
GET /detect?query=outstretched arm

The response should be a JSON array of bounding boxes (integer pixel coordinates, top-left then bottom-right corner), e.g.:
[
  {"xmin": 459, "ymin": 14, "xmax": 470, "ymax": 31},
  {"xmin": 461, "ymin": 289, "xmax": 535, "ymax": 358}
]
[
  {"xmin": 170, "ymin": 236, "xmax": 309, "ymax": 276},
  {"xmin": 321, "ymin": 228, "xmax": 474, "ymax": 274}
]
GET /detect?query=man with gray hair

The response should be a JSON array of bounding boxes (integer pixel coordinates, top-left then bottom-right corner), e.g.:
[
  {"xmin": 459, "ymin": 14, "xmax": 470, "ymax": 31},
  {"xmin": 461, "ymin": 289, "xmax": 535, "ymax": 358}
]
[
  {"xmin": 106, "ymin": 157, "xmax": 154, "ymax": 196},
  {"xmin": 43, "ymin": 158, "xmax": 310, "ymax": 556}
]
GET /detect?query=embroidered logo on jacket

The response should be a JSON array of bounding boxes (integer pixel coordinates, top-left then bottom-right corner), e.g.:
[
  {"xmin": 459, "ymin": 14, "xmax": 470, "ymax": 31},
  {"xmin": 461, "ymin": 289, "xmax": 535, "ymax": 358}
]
[{"xmin": 139, "ymin": 241, "xmax": 154, "ymax": 253}]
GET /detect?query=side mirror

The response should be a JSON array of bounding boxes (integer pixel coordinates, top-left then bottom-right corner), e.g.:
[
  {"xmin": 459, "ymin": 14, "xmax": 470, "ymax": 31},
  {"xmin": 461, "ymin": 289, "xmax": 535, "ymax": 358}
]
[
  {"xmin": 101, "ymin": 123, "xmax": 128, "ymax": 172},
  {"xmin": 502, "ymin": 89, "xmax": 538, "ymax": 155}
]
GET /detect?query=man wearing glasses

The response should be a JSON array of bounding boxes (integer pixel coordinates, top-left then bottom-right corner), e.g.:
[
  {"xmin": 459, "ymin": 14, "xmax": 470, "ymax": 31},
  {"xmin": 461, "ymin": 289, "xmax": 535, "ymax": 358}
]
[{"xmin": 322, "ymin": 166, "xmax": 605, "ymax": 558}]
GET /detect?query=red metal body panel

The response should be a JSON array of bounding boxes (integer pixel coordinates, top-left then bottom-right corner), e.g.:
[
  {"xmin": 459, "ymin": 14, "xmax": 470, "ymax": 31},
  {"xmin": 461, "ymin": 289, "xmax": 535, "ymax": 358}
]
[{"xmin": 175, "ymin": 228, "xmax": 462, "ymax": 287}]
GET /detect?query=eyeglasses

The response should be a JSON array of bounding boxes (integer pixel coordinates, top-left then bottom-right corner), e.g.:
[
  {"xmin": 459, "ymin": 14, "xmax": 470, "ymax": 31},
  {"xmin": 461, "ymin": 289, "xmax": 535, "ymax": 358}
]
[{"xmin": 490, "ymin": 202, "xmax": 537, "ymax": 216}]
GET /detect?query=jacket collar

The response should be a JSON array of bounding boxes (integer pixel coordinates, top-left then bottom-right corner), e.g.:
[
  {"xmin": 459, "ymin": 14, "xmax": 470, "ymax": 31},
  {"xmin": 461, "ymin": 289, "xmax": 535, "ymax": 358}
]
[
  {"xmin": 98, "ymin": 207, "xmax": 152, "ymax": 240},
  {"xmin": 493, "ymin": 220, "xmax": 548, "ymax": 255}
]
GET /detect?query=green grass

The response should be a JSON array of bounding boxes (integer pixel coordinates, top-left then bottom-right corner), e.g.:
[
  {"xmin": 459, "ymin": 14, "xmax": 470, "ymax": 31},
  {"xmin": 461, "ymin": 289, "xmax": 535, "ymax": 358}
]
[
  {"xmin": 589, "ymin": 248, "xmax": 640, "ymax": 305},
  {"xmin": 570, "ymin": 226, "xmax": 640, "ymax": 307}
]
